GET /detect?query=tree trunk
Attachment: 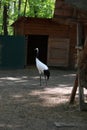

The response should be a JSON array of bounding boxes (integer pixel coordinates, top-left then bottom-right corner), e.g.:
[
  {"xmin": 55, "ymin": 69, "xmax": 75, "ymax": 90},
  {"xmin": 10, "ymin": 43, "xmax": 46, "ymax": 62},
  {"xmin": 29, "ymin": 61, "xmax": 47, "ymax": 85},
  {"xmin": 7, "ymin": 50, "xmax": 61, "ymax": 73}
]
[
  {"xmin": 18, "ymin": 0, "xmax": 21, "ymax": 17},
  {"xmin": 24, "ymin": 0, "xmax": 28, "ymax": 16},
  {"xmin": 3, "ymin": 4, "xmax": 8, "ymax": 35}
]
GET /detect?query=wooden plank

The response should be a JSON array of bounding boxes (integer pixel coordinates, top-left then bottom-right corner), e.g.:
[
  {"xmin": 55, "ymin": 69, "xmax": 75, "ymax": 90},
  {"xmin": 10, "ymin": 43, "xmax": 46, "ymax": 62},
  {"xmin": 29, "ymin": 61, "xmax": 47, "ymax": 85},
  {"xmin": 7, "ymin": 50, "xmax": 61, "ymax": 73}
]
[{"xmin": 48, "ymin": 37, "xmax": 69, "ymax": 67}]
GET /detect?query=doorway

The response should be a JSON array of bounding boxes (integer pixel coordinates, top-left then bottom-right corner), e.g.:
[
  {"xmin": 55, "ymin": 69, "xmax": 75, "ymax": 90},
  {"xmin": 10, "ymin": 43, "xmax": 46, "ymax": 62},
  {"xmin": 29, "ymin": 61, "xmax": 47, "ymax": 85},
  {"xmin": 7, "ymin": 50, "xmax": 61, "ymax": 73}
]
[{"xmin": 27, "ymin": 35, "xmax": 48, "ymax": 66}]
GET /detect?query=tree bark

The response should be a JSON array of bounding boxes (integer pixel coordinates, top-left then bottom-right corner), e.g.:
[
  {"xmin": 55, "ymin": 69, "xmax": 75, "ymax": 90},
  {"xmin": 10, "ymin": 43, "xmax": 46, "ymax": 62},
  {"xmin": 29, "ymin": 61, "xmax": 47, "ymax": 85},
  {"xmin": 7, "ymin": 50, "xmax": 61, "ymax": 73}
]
[
  {"xmin": 3, "ymin": 4, "xmax": 8, "ymax": 35},
  {"xmin": 24, "ymin": 0, "xmax": 28, "ymax": 16},
  {"xmin": 18, "ymin": 0, "xmax": 21, "ymax": 17}
]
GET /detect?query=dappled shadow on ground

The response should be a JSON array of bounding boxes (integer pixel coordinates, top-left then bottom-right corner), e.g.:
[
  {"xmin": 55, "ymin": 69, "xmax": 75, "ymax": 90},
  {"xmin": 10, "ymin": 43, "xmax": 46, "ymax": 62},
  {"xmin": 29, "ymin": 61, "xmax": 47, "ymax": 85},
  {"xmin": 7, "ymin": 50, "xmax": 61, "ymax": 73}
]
[{"xmin": 0, "ymin": 68, "xmax": 87, "ymax": 130}]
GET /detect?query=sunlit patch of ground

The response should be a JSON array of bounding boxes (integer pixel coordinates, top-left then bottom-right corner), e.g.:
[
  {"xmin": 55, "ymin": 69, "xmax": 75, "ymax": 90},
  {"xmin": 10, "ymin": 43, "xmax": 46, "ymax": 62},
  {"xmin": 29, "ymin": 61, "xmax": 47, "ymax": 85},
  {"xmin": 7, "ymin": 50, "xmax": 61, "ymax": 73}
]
[{"xmin": 29, "ymin": 87, "xmax": 73, "ymax": 107}]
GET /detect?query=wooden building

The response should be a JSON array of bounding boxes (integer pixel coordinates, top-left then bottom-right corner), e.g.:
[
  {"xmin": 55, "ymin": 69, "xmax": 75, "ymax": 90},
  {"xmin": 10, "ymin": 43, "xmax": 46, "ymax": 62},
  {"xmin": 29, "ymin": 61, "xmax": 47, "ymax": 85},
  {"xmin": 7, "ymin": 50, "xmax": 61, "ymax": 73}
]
[{"xmin": 12, "ymin": 0, "xmax": 87, "ymax": 69}]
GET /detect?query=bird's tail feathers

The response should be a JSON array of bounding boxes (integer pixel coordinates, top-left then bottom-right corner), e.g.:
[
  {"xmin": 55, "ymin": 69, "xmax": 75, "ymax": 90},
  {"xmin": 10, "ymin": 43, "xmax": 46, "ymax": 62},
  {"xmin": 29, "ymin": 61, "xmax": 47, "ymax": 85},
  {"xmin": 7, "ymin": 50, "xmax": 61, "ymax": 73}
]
[{"xmin": 44, "ymin": 69, "xmax": 50, "ymax": 80}]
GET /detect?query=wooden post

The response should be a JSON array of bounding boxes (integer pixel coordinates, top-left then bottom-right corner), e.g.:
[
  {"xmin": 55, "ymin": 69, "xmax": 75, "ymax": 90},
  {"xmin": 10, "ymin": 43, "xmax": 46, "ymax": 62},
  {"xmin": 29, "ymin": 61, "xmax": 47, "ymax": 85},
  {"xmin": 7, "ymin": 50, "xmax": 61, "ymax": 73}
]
[
  {"xmin": 69, "ymin": 23, "xmax": 83, "ymax": 105},
  {"xmin": 77, "ymin": 23, "xmax": 85, "ymax": 110},
  {"xmin": 69, "ymin": 23, "xmax": 85, "ymax": 109},
  {"xmin": 69, "ymin": 74, "xmax": 78, "ymax": 104}
]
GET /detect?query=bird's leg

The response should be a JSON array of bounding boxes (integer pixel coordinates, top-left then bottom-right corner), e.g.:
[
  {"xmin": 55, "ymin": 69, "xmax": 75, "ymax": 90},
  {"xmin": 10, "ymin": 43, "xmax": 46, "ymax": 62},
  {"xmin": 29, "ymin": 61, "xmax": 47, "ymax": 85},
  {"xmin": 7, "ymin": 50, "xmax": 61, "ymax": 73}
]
[
  {"xmin": 40, "ymin": 74, "xmax": 41, "ymax": 86},
  {"xmin": 44, "ymin": 76, "xmax": 47, "ymax": 86}
]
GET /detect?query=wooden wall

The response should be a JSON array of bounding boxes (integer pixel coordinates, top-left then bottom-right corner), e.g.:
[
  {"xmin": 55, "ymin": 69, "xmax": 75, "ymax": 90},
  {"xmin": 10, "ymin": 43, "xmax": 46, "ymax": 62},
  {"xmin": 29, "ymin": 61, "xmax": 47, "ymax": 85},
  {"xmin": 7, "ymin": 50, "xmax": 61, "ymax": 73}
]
[
  {"xmin": 47, "ymin": 37, "xmax": 70, "ymax": 67},
  {"xmin": 12, "ymin": 17, "xmax": 77, "ymax": 68},
  {"xmin": 54, "ymin": 0, "xmax": 74, "ymax": 18}
]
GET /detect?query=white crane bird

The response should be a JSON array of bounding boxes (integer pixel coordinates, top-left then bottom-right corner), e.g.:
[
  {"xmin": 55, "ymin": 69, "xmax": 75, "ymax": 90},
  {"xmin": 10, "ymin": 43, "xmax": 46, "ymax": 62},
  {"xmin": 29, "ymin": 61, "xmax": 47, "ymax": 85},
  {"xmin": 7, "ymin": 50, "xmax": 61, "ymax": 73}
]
[{"xmin": 35, "ymin": 48, "xmax": 50, "ymax": 86}]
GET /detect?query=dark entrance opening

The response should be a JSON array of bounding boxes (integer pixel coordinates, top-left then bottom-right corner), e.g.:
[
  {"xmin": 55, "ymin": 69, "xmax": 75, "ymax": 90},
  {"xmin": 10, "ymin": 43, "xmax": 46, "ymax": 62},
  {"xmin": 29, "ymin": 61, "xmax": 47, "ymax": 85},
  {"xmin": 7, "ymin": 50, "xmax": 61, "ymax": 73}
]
[{"xmin": 27, "ymin": 35, "xmax": 48, "ymax": 66}]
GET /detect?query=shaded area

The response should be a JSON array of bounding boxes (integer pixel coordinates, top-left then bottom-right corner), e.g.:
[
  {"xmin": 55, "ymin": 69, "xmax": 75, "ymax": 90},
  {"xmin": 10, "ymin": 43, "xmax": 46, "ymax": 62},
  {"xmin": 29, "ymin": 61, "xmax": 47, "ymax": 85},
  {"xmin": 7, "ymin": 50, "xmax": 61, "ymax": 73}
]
[
  {"xmin": 65, "ymin": 0, "xmax": 87, "ymax": 11},
  {"xmin": 0, "ymin": 67, "xmax": 87, "ymax": 130},
  {"xmin": 27, "ymin": 35, "xmax": 48, "ymax": 66}
]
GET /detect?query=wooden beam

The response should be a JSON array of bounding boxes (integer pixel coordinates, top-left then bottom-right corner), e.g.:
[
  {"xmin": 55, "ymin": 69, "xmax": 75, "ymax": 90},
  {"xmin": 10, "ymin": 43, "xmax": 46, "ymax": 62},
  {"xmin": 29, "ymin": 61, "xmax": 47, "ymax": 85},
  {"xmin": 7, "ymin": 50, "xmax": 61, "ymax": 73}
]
[{"xmin": 69, "ymin": 74, "xmax": 78, "ymax": 104}]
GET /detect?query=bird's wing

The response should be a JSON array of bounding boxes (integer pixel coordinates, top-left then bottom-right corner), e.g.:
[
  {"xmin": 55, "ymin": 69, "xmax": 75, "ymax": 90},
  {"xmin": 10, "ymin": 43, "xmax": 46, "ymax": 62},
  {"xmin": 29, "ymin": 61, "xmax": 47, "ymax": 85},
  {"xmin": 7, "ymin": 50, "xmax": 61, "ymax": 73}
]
[{"xmin": 36, "ymin": 58, "xmax": 48, "ymax": 73}]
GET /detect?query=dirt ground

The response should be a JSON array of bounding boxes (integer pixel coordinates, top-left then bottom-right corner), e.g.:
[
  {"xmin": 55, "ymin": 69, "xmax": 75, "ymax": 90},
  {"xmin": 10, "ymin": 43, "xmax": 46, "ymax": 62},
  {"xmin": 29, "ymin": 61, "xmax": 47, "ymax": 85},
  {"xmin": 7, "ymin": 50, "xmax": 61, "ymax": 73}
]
[{"xmin": 0, "ymin": 67, "xmax": 87, "ymax": 130}]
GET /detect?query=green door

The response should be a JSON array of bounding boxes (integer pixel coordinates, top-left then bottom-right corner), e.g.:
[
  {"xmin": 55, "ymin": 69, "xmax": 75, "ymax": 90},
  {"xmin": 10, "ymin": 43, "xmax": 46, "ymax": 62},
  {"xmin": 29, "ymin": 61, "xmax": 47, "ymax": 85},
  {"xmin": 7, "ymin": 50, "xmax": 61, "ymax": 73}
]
[{"xmin": 0, "ymin": 35, "xmax": 25, "ymax": 69}]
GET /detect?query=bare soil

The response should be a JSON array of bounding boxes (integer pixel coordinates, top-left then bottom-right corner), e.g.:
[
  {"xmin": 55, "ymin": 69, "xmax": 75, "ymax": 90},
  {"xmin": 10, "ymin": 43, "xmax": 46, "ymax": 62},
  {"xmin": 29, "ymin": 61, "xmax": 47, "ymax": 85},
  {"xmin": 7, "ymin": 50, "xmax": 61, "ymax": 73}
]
[{"xmin": 0, "ymin": 67, "xmax": 87, "ymax": 130}]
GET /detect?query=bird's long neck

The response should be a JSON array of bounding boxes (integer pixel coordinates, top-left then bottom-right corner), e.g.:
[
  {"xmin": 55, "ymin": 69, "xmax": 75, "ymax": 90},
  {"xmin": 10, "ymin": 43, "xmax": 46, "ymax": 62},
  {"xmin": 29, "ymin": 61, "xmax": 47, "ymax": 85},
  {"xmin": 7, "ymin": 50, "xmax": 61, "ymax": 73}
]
[{"xmin": 36, "ymin": 50, "xmax": 39, "ymax": 58}]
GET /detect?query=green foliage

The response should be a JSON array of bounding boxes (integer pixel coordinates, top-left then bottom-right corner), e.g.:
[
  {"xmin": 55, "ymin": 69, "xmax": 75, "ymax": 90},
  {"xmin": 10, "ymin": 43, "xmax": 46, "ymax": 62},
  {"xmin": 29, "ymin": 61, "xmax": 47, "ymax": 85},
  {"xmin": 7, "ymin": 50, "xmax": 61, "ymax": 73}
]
[
  {"xmin": 0, "ymin": 0, "xmax": 56, "ymax": 35},
  {"xmin": 28, "ymin": 0, "xmax": 55, "ymax": 18}
]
